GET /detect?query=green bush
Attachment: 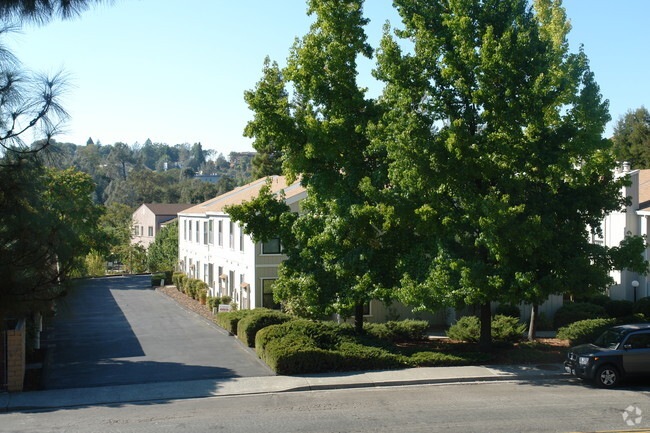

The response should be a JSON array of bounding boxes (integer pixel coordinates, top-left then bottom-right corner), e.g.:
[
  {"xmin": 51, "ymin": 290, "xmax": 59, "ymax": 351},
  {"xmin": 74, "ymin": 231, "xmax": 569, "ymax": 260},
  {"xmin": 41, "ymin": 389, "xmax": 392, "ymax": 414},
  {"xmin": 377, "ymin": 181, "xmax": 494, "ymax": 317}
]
[
  {"xmin": 335, "ymin": 341, "xmax": 406, "ymax": 370},
  {"xmin": 446, "ymin": 316, "xmax": 480, "ymax": 342},
  {"xmin": 407, "ymin": 351, "xmax": 492, "ymax": 367},
  {"xmin": 446, "ymin": 315, "xmax": 525, "ymax": 344},
  {"xmin": 605, "ymin": 300, "xmax": 634, "ymax": 318},
  {"xmin": 553, "ymin": 302, "xmax": 607, "ymax": 329},
  {"xmin": 221, "ymin": 295, "xmax": 232, "ymax": 305},
  {"xmin": 364, "ymin": 320, "xmax": 429, "ymax": 341},
  {"xmin": 575, "ymin": 293, "xmax": 611, "ymax": 307},
  {"xmin": 491, "ymin": 315, "xmax": 527, "ymax": 343},
  {"xmin": 557, "ymin": 314, "xmax": 649, "ymax": 346},
  {"xmin": 151, "ymin": 272, "xmax": 166, "ymax": 287},
  {"xmin": 215, "ymin": 309, "xmax": 256, "ymax": 334},
  {"xmin": 236, "ymin": 309, "xmax": 292, "ymax": 347},
  {"xmin": 207, "ymin": 296, "xmax": 221, "ymax": 310},
  {"xmin": 634, "ymin": 297, "xmax": 650, "ymax": 318},
  {"xmin": 178, "ymin": 274, "xmax": 188, "ymax": 293},
  {"xmin": 172, "ymin": 272, "xmax": 184, "ymax": 289},
  {"xmin": 495, "ymin": 304, "xmax": 521, "ymax": 319},
  {"xmin": 557, "ymin": 318, "xmax": 616, "ymax": 346}
]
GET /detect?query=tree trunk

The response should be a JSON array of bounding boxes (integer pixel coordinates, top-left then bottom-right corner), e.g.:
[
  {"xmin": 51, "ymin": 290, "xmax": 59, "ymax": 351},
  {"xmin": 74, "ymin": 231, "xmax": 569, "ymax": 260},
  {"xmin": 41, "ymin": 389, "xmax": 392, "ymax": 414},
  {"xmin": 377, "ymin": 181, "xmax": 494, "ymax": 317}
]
[
  {"xmin": 527, "ymin": 304, "xmax": 538, "ymax": 342},
  {"xmin": 354, "ymin": 302, "xmax": 364, "ymax": 334},
  {"xmin": 479, "ymin": 302, "xmax": 492, "ymax": 351}
]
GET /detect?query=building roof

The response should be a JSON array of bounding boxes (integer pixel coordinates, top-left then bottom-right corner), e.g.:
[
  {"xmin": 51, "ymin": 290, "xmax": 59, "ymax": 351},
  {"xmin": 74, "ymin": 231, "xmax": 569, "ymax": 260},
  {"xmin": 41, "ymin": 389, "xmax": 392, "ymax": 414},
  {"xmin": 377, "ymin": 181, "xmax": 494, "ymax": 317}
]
[
  {"xmin": 179, "ymin": 175, "xmax": 305, "ymax": 216},
  {"xmin": 638, "ymin": 169, "xmax": 650, "ymax": 212},
  {"xmin": 142, "ymin": 203, "xmax": 193, "ymax": 216}
]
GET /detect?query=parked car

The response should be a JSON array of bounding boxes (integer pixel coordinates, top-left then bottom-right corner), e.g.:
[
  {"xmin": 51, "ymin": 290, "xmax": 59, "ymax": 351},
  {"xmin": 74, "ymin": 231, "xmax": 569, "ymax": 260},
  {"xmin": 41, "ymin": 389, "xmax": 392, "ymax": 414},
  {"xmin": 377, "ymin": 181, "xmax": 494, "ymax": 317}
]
[{"xmin": 564, "ymin": 323, "xmax": 650, "ymax": 388}]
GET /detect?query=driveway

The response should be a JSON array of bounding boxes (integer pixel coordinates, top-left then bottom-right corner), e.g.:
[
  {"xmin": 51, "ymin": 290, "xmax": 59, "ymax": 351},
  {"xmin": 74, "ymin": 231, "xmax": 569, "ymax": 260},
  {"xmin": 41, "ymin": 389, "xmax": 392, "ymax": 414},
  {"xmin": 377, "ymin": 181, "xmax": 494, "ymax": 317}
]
[{"xmin": 42, "ymin": 275, "xmax": 272, "ymax": 389}]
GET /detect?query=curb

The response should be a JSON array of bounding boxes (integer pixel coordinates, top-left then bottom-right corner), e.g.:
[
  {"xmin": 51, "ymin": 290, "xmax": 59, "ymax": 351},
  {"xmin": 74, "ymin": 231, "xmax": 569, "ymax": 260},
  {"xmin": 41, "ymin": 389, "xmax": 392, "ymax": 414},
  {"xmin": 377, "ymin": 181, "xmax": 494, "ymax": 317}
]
[{"xmin": 1, "ymin": 366, "xmax": 568, "ymax": 413}]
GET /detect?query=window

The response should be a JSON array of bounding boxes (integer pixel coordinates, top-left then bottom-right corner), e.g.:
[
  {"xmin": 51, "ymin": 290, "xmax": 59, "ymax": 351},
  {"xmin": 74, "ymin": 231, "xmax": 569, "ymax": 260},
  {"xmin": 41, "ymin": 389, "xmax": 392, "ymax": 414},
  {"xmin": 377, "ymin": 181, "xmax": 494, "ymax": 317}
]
[
  {"xmin": 363, "ymin": 301, "xmax": 371, "ymax": 316},
  {"xmin": 203, "ymin": 221, "xmax": 208, "ymax": 245},
  {"xmin": 195, "ymin": 221, "xmax": 200, "ymax": 243},
  {"xmin": 184, "ymin": 220, "xmax": 187, "ymax": 240},
  {"xmin": 625, "ymin": 332, "xmax": 650, "ymax": 349},
  {"xmin": 262, "ymin": 238, "xmax": 281, "ymax": 254},
  {"xmin": 196, "ymin": 260, "xmax": 201, "ymax": 279},
  {"xmin": 188, "ymin": 220, "xmax": 192, "ymax": 241},
  {"xmin": 229, "ymin": 221, "xmax": 235, "ymax": 249},
  {"xmin": 262, "ymin": 279, "xmax": 280, "ymax": 309},
  {"xmin": 203, "ymin": 264, "xmax": 208, "ymax": 283},
  {"xmin": 208, "ymin": 220, "xmax": 214, "ymax": 244},
  {"xmin": 148, "ymin": 226, "xmax": 154, "ymax": 237},
  {"xmin": 218, "ymin": 266, "xmax": 224, "ymax": 293},
  {"xmin": 229, "ymin": 270, "xmax": 235, "ymax": 296},
  {"xmin": 218, "ymin": 220, "xmax": 223, "ymax": 246},
  {"xmin": 239, "ymin": 225, "xmax": 244, "ymax": 252},
  {"xmin": 208, "ymin": 264, "xmax": 214, "ymax": 288}
]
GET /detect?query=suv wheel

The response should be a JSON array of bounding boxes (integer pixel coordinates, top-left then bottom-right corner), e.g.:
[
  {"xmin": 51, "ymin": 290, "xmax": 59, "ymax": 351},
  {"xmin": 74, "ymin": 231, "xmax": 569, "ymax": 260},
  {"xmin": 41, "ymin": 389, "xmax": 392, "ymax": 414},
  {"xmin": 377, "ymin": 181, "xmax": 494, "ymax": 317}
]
[{"xmin": 595, "ymin": 365, "xmax": 619, "ymax": 388}]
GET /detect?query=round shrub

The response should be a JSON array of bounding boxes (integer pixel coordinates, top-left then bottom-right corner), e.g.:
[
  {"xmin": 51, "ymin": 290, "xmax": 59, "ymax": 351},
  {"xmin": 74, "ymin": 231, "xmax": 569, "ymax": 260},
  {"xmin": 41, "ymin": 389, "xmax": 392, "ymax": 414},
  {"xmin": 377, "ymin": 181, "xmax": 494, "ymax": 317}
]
[
  {"xmin": 446, "ymin": 316, "xmax": 480, "ymax": 342},
  {"xmin": 237, "ymin": 309, "xmax": 292, "ymax": 347},
  {"xmin": 446, "ymin": 315, "xmax": 525, "ymax": 344},
  {"xmin": 604, "ymin": 300, "xmax": 634, "ymax": 318},
  {"xmin": 364, "ymin": 320, "xmax": 429, "ymax": 341},
  {"xmin": 633, "ymin": 297, "xmax": 650, "ymax": 318},
  {"xmin": 495, "ymin": 304, "xmax": 521, "ymax": 319},
  {"xmin": 557, "ymin": 318, "xmax": 616, "ymax": 346},
  {"xmin": 553, "ymin": 302, "xmax": 607, "ymax": 329},
  {"xmin": 491, "ymin": 315, "xmax": 526, "ymax": 343}
]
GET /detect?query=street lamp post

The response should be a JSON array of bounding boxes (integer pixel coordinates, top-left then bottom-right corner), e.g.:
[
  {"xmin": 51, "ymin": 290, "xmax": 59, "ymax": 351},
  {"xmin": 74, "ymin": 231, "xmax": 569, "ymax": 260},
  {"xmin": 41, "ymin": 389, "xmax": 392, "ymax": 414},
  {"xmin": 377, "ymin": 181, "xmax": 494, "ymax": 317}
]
[{"xmin": 632, "ymin": 280, "xmax": 640, "ymax": 302}]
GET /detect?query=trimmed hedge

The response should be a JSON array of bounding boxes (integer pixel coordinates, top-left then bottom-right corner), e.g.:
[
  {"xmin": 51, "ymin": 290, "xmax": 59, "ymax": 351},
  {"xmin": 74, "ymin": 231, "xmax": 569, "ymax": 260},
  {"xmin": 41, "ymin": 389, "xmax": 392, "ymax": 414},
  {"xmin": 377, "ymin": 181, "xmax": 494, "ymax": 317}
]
[
  {"xmin": 553, "ymin": 302, "xmax": 607, "ymax": 329},
  {"xmin": 557, "ymin": 314, "xmax": 648, "ymax": 345},
  {"xmin": 255, "ymin": 319, "xmax": 491, "ymax": 375},
  {"xmin": 556, "ymin": 318, "xmax": 616, "ymax": 346},
  {"xmin": 237, "ymin": 309, "xmax": 292, "ymax": 347},
  {"xmin": 363, "ymin": 320, "xmax": 429, "ymax": 341},
  {"xmin": 215, "ymin": 309, "xmax": 257, "ymax": 334},
  {"xmin": 446, "ymin": 315, "xmax": 525, "ymax": 344}
]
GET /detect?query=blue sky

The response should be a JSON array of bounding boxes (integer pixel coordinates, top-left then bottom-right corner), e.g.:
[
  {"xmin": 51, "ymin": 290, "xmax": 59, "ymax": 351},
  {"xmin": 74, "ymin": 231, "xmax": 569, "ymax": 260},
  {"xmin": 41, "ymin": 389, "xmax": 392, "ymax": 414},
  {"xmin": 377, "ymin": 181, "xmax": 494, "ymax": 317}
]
[{"xmin": 7, "ymin": 0, "xmax": 650, "ymax": 155}]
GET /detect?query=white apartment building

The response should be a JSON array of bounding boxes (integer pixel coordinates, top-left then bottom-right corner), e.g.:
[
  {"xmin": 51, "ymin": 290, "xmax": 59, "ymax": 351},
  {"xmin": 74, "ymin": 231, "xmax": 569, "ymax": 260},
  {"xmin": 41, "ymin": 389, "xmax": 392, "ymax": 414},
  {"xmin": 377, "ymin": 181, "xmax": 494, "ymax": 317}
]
[
  {"xmin": 178, "ymin": 176, "xmax": 306, "ymax": 309},
  {"xmin": 596, "ymin": 163, "xmax": 650, "ymax": 301}
]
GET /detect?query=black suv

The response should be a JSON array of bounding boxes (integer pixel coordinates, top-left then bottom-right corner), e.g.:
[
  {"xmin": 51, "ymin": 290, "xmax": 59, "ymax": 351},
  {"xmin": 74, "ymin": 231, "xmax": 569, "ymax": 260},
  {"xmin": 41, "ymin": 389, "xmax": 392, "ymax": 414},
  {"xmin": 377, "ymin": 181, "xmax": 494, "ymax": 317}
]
[{"xmin": 564, "ymin": 323, "xmax": 650, "ymax": 388}]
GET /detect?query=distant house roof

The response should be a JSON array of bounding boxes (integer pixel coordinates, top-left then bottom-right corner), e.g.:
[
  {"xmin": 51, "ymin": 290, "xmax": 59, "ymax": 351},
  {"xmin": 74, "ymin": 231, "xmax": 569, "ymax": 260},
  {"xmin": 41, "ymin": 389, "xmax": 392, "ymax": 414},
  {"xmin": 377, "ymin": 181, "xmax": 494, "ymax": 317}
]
[
  {"xmin": 143, "ymin": 203, "xmax": 193, "ymax": 216},
  {"xmin": 179, "ymin": 175, "xmax": 305, "ymax": 216}
]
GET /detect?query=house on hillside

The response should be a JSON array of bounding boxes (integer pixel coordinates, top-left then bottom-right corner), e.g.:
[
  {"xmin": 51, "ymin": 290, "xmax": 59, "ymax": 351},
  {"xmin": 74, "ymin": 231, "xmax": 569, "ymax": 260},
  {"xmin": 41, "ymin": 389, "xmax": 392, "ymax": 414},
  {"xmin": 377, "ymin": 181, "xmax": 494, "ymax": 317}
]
[
  {"xmin": 178, "ymin": 176, "xmax": 305, "ymax": 310},
  {"xmin": 595, "ymin": 163, "xmax": 650, "ymax": 301},
  {"xmin": 132, "ymin": 203, "xmax": 192, "ymax": 249}
]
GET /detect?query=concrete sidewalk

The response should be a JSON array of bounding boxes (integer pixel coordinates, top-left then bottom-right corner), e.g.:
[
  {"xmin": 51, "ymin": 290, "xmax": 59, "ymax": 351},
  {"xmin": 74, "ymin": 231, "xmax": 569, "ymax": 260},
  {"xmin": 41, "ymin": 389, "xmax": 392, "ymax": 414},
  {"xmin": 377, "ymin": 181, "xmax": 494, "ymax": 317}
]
[{"xmin": 1, "ymin": 364, "xmax": 567, "ymax": 412}]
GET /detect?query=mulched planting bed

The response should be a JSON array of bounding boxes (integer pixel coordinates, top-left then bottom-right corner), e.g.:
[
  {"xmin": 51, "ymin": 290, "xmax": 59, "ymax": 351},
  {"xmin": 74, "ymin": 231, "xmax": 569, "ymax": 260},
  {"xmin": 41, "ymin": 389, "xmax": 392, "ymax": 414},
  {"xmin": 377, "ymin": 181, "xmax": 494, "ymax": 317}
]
[{"xmin": 156, "ymin": 285, "xmax": 214, "ymax": 321}]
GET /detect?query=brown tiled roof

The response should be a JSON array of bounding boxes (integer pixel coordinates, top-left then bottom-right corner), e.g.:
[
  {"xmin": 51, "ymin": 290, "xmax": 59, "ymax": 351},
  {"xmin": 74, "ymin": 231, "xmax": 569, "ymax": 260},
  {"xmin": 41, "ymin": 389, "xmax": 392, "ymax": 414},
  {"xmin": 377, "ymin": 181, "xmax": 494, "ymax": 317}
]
[
  {"xmin": 179, "ymin": 175, "xmax": 305, "ymax": 215},
  {"xmin": 638, "ymin": 169, "xmax": 650, "ymax": 212},
  {"xmin": 144, "ymin": 203, "xmax": 193, "ymax": 216}
]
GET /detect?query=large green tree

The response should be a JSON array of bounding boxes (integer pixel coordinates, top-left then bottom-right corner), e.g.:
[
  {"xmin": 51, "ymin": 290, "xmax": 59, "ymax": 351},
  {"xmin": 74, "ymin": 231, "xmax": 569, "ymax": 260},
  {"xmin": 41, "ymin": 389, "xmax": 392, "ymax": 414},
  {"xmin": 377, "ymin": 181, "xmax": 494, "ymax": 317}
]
[
  {"xmin": 373, "ymin": 0, "xmax": 646, "ymax": 347},
  {"xmin": 0, "ymin": 158, "xmax": 103, "ymax": 321},
  {"xmin": 228, "ymin": 0, "xmax": 406, "ymax": 332},
  {"xmin": 612, "ymin": 107, "xmax": 650, "ymax": 169},
  {"xmin": 147, "ymin": 221, "xmax": 178, "ymax": 272}
]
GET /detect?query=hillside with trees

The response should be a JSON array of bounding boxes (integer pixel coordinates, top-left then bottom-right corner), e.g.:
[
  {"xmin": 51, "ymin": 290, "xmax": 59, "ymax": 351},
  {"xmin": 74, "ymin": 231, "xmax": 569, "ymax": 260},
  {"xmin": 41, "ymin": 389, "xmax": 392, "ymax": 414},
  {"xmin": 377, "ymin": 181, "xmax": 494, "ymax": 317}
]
[{"xmin": 36, "ymin": 139, "xmax": 255, "ymax": 206}]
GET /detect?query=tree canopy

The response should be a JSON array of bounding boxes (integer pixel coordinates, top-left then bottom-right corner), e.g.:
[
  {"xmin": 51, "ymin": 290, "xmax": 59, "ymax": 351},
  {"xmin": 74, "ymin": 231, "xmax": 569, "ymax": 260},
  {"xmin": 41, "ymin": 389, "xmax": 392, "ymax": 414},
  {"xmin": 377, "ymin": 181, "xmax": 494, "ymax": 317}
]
[
  {"xmin": 612, "ymin": 107, "xmax": 650, "ymax": 169},
  {"xmin": 230, "ymin": 0, "xmax": 647, "ymax": 344}
]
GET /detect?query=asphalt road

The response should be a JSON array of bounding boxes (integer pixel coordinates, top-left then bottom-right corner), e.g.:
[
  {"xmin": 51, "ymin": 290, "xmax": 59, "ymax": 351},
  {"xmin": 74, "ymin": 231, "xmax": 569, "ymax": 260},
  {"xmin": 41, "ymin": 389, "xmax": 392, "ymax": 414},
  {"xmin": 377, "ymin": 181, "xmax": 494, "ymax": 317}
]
[
  {"xmin": 4, "ymin": 380, "xmax": 650, "ymax": 432},
  {"xmin": 42, "ymin": 275, "xmax": 272, "ymax": 389}
]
